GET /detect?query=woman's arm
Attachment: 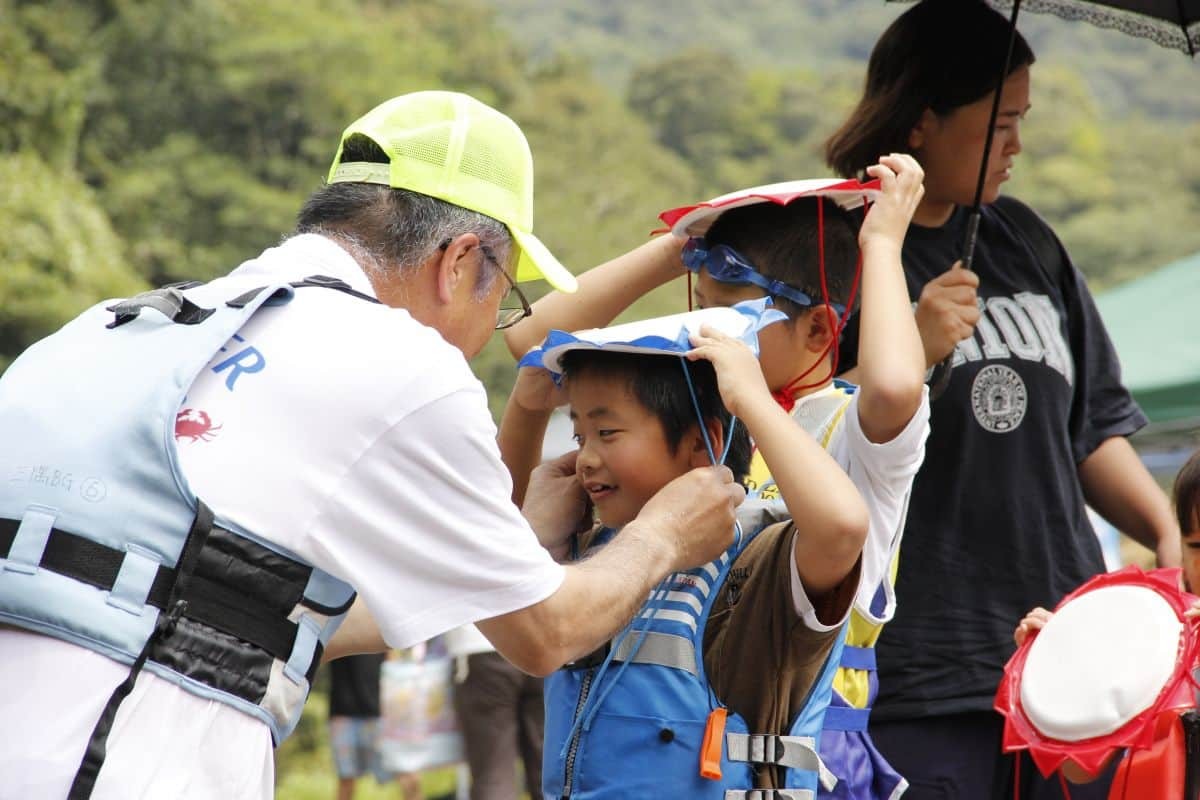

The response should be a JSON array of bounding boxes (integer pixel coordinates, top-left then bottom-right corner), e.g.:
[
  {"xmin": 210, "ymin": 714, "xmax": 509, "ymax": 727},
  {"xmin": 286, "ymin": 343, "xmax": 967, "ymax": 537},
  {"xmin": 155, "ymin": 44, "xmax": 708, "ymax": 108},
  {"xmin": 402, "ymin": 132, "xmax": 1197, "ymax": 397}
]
[{"xmin": 1079, "ymin": 436, "xmax": 1181, "ymax": 568}]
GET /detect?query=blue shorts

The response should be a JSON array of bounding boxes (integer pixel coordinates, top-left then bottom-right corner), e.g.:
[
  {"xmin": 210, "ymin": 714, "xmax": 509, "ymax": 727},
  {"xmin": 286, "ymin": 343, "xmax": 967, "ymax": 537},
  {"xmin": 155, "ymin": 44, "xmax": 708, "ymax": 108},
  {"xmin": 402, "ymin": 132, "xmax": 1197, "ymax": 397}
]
[{"xmin": 329, "ymin": 716, "xmax": 389, "ymax": 782}]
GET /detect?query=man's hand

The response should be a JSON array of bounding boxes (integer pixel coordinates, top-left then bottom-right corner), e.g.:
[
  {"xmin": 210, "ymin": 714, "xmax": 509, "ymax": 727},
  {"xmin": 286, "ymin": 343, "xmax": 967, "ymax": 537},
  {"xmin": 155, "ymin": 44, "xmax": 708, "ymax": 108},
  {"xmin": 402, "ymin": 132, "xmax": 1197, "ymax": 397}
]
[
  {"xmin": 630, "ymin": 465, "xmax": 746, "ymax": 573},
  {"xmin": 522, "ymin": 450, "xmax": 591, "ymax": 557},
  {"xmin": 914, "ymin": 264, "xmax": 981, "ymax": 367},
  {"xmin": 686, "ymin": 324, "xmax": 771, "ymax": 419}
]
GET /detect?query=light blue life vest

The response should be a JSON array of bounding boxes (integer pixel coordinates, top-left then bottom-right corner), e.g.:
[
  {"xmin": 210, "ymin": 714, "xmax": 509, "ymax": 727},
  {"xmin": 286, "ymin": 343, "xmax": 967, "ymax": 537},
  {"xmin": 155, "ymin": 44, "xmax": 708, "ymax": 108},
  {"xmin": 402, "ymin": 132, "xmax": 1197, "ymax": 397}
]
[
  {"xmin": 0, "ymin": 279, "xmax": 360, "ymax": 790},
  {"xmin": 544, "ymin": 508, "xmax": 846, "ymax": 800}
]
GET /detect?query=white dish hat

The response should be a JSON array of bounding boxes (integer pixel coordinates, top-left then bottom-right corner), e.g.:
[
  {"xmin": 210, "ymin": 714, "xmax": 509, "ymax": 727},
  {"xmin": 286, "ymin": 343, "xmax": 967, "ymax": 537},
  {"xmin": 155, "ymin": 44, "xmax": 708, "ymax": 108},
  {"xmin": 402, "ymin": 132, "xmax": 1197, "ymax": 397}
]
[{"xmin": 518, "ymin": 299, "xmax": 786, "ymax": 375}]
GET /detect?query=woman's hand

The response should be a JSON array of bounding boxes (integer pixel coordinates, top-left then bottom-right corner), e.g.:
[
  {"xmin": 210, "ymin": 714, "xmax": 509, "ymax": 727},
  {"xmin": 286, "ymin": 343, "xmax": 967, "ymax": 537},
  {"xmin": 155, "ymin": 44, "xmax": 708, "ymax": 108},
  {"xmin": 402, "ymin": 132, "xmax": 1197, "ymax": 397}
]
[
  {"xmin": 1013, "ymin": 606, "xmax": 1052, "ymax": 646},
  {"xmin": 914, "ymin": 263, "xmax": 981, "ymax": 367}
]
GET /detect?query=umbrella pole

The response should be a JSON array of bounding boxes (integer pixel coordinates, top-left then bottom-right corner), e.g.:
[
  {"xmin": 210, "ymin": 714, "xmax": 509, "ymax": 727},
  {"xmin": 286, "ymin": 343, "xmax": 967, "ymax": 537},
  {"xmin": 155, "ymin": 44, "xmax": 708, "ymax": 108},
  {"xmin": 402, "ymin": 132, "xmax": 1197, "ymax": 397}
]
[
  {"xmin": 928, "ymin": 0, "xmax": 1024, "ymax": 400},
  {"xmin": 961, "ymin": 0, "xmax": 1024, "ymax": 271}
]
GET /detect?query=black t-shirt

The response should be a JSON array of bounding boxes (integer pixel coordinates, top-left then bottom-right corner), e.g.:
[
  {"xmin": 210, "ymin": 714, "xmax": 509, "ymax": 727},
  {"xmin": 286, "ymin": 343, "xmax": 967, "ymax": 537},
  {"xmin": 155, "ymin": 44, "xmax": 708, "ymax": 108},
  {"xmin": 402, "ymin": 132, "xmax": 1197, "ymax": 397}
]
[
  {"xmin": 838, "ymin": 198, "xmax": 1147, "ymax": 720},
  {"xmin": 328, "ymin": 652, "xmax": 386, "ymax": 718}
]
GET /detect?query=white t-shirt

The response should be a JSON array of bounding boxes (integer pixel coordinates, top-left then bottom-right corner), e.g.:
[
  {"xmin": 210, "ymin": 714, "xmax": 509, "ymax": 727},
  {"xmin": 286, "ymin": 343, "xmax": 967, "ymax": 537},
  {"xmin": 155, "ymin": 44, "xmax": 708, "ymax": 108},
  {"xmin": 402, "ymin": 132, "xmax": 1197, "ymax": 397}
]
[
  {"xmin": 0, "ymin": 234, "xmax": 564, "ymax": 799},
  {"xmin": 786, "ymin": 386, "xmax": 931, "ymax": 630}
]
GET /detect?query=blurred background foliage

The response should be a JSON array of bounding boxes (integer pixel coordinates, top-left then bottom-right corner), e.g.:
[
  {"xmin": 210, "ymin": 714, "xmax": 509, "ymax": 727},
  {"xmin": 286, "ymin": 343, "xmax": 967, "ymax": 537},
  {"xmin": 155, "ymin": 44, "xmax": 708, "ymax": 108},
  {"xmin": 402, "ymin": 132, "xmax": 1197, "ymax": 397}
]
[
  {"xmin": 2, "ymin": 0, "xmax": 1196, "ymax": 793},
  {"xmin": 3, "ymin": 0, "xmax": 1198, "ymax": 381}
]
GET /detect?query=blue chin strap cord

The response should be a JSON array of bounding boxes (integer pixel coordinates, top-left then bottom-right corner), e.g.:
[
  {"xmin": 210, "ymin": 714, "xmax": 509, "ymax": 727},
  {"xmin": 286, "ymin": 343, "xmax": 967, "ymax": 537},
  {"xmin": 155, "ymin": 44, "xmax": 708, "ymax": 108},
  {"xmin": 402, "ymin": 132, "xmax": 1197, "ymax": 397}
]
[{"xmin": 558, "ymin": 356, "xmax": 744, "ymax": 751}]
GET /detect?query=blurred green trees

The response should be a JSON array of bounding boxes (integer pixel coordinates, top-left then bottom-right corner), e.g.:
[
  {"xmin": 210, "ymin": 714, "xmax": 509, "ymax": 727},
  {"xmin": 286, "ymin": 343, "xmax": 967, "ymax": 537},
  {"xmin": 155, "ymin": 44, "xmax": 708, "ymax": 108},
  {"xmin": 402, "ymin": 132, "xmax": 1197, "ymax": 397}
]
[{"xmin": 2, "ymin": 0, "xmax": 1197, "ymax": 380}]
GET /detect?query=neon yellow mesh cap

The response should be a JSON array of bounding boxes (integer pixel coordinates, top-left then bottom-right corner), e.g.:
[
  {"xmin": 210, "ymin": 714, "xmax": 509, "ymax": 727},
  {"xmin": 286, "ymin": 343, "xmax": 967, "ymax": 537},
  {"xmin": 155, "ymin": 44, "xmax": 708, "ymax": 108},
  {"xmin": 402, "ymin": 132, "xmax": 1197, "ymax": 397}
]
[{"xmin": 327, "ymin": 91, "xmax": 577, "ymax": 292}]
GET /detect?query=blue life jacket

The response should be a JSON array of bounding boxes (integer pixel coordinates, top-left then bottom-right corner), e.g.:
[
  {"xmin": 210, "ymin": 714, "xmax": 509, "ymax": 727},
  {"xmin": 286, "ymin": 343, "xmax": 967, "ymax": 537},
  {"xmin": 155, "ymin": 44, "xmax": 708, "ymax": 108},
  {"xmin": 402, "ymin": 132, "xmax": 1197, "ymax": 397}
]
[
  {"xmin": 544, "ymin": 510, "xmax": 845, "ymax": 800},
  {"xmin": 0, "ymin": 278, "xmax": 362, "ymax": 795}
]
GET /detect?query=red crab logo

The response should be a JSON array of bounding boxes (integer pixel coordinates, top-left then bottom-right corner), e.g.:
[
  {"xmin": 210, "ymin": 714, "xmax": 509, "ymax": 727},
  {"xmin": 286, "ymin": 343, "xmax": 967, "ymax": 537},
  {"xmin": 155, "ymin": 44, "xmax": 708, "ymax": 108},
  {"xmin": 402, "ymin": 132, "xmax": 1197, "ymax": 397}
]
[{"xmin": 175, "ymin": 408, "xmax": 222, "ymax": 442}]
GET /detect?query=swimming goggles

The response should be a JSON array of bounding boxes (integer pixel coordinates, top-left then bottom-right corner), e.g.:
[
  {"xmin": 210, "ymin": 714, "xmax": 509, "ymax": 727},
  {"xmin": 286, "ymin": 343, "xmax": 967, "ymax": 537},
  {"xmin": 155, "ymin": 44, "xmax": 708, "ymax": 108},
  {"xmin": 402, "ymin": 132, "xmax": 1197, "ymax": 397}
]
[{"xmin": 680, "ymin": 237, "xmax": 844, "ymax": 316}]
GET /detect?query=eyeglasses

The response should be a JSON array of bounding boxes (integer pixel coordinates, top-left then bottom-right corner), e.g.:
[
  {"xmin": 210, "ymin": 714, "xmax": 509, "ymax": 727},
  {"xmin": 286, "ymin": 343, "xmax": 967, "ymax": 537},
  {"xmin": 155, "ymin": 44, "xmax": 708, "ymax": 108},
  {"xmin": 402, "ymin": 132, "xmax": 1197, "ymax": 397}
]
[
  {"xmin": 439, "ymin": 238, "xmax": 532, "ymax": 329},
  {"xmin": 680, "ymin": 237, "xmax": 844, "ymax": 316}
]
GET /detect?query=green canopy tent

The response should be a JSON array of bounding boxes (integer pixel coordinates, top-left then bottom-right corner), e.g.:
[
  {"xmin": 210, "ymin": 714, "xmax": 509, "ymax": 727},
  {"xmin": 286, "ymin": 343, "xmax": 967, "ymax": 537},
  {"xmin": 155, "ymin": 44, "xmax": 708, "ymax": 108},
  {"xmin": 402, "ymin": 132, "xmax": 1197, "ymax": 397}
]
[{"xmin": 1096, "ymin": 250, "xmax": 1200, "ymax": 473}]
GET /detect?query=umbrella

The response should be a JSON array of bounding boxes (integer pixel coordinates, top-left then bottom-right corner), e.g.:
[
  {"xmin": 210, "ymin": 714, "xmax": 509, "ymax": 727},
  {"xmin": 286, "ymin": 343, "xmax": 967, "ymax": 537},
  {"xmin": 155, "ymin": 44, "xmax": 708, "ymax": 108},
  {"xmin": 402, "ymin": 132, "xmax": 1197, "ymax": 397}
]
[{"xmin": 915, "ymin": 0, "xmax": 1200, "ymax": 397}]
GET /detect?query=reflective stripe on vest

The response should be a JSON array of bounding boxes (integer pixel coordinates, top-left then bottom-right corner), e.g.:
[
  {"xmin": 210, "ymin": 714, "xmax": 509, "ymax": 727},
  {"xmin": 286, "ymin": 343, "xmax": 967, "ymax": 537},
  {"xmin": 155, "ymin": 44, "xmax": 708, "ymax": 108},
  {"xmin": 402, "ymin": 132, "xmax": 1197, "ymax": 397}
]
[{"xmin": 544, "ymin": 515, "xmax": 847, "ymax": 799}]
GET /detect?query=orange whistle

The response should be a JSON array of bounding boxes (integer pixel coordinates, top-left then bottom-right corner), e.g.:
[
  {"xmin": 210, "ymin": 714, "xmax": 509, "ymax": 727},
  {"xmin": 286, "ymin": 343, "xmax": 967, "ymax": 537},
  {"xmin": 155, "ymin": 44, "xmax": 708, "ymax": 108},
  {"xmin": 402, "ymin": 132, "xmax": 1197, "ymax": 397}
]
[{"xmin": 699, "ymin": 707, "xmax": 727, "ymax": 780}]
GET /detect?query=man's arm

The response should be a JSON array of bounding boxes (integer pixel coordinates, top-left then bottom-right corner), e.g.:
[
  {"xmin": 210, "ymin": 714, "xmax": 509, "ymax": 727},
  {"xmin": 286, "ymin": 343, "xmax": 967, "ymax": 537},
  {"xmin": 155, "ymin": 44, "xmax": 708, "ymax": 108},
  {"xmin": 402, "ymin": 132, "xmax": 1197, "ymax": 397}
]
[
  {"xmin": 853, "ymin": 154, "xmax": 929, "ymax": 443},
  {"xmin": 325, "ymin": 461, "xmax": 745, "ymax": 673},
  {"xmin": 480, "ymin": 463, "xmax": 746, "ymax": 676},
  {"xmin": 1079, "ymin": 436, "xmax": 1180, "ymax": 568},
  {"xmin": 504, "ymin": 234, "xmax": 683, "ymax": 359},
  {"xmin": 323, "ymin": 598, "xmax": 386, "ymax": 662}
]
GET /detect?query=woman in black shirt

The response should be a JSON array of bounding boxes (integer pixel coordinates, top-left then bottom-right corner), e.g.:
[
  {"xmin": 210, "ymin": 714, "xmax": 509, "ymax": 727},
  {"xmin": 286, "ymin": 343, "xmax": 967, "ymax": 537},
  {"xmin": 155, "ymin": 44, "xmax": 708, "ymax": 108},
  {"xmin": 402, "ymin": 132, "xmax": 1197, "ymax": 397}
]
[{"xmin": 824, "ymin": 1, "xmax": 1180, "ymax": 798}]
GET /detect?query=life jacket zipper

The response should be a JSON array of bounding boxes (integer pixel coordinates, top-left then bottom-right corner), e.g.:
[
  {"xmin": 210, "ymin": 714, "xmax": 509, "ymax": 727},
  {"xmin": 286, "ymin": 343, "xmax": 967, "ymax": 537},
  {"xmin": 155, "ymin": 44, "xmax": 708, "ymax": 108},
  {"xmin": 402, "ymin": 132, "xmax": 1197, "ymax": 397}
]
[{"xmin": 561, "ymin": 666, "xmax": 597, "ymax": 799}]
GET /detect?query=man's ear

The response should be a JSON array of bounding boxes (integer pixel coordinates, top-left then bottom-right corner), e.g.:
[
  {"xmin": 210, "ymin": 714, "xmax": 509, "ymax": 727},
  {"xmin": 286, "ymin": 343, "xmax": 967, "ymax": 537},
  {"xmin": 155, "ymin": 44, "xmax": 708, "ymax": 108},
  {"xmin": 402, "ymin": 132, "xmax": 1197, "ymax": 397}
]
[
  {"xmin": 434, "ymin": 233, "xmax": 480, "ymax": 304},
  {"xmin": 803, "ymin": 305, "xmax": 839, "ymax": 354},
  {"xmin": 908, "ymin": 108, "xmax": 937, "ymax": 151},
  {"xmin": 687, "ymin": 418, "xmax": 725, "ymax": 468}
]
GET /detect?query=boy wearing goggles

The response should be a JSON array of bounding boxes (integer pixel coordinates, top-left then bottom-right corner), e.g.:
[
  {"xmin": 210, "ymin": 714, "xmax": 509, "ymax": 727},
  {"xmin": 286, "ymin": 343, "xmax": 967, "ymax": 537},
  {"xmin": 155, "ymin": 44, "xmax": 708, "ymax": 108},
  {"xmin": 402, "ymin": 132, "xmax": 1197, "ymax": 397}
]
[{"xmin": 504, "ymin": 154, "xmax": 930, "ymax": 800}]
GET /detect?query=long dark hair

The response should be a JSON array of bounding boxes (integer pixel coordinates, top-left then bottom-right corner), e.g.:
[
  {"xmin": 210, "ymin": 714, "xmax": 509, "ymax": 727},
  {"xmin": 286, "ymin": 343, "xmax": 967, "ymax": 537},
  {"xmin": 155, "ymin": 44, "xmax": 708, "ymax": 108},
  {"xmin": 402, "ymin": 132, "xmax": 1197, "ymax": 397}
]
[{"xmin": 825, "ymin": 0, "xmax": 1035, "ymax": 179}]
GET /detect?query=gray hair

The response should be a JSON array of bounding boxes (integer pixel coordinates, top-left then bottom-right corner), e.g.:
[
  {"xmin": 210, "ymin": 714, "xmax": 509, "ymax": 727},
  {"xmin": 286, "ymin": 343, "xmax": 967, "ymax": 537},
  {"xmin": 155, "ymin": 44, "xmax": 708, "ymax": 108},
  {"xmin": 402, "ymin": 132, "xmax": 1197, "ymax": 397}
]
[{"xmin": 296, "ymin": 183, "xmax": 513, "ymax": 300}]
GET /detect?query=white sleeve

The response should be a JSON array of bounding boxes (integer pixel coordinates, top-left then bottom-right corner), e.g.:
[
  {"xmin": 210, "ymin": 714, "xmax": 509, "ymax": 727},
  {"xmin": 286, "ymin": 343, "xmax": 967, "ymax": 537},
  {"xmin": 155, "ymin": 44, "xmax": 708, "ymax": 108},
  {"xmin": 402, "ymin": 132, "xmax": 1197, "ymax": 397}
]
[
  {"xmin": 789, "ymin": 530, "xmax": 857, "ymax": 631},
  {"xmin": 832, "ymin": 387, "xmax": 931, "ymax": 616},
  {"xmin": 301, "ymin": 388, "xmax": 565, "ymax": 650}
]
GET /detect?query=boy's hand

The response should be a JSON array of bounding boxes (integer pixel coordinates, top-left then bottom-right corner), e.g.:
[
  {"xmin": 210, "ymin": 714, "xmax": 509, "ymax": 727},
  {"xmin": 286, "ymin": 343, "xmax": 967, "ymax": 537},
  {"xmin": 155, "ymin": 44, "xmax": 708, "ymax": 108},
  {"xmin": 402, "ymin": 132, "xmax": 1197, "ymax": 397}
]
[
  {"xmin": 1013, "ymin": 606, "xmax": 1053, "ymax": 646},
  {"xmin": 860, "ymin": 153, "xmax": 925, "ymax": 255},
  {"xmin": 914, "ymin": 264, "xmax": 981, "ymax": 367},
  {"xmin": 686, "ymin": 324, "xmax": 771, "ymax": 419},
  {"xmin": 512, "ymin": 365, "xmax": 567, "ymax": 413}
]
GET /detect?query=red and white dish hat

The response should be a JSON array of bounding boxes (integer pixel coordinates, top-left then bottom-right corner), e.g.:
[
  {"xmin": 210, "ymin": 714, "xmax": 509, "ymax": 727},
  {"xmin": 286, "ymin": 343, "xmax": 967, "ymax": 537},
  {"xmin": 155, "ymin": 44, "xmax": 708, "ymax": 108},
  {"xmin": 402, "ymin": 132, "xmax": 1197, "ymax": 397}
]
[
  {"xmin": 995, "ymin": 565, "xmax": 1200, "ymax": 780},
  {"xmin": 657, "ymin": 177, "xmax": 881, "ymax": 238}
]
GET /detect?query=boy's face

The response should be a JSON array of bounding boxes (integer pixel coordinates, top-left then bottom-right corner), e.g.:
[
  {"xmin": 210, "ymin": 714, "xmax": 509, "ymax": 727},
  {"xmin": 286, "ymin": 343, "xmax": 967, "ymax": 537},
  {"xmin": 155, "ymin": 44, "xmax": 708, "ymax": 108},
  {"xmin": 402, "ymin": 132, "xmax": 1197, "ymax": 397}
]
[
  {"xmin": 567, "ymin": 371, "xmax": 698, "ymax": 528},
  {"xmin": 1183, "ymin": 509, "xmax": 1200, "ymax": 593},
  {"xmin": 692, "ymin": 268, "xmax": 809, "ymax": 393}
]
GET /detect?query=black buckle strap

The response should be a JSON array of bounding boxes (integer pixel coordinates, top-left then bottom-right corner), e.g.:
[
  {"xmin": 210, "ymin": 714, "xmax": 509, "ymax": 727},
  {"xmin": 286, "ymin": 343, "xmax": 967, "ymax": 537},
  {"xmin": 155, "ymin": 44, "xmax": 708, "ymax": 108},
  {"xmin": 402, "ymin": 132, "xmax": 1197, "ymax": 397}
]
[
  {"xmin": 67, "ymin": 502, "xmax": 215, "ymax": 799},
  {"xmin": 0, "ymin": 520, "xmax": 301, "ymax": 661},
  {"xmin": 105, "ymin": 287, "xmax": 215, "ymax": 329},
  {"xmin": 226, "ymin": 274, "xmax": 382, "ymax": 309}
]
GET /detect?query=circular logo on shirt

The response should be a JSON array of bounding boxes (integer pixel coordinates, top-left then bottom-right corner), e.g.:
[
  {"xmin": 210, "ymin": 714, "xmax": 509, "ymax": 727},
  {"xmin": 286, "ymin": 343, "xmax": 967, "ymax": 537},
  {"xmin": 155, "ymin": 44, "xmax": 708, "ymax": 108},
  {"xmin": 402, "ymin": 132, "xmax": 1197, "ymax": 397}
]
[{"xmin": 971, "ymin": 365, "xmax": 1028, "ymax": 433}]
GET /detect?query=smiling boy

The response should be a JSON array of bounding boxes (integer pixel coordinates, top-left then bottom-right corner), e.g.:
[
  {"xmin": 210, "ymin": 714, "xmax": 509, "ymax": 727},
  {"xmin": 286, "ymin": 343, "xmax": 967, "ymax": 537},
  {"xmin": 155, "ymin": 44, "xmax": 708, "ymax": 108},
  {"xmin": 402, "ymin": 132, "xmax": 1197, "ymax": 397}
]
[
  {"xmin": 505, "ymin": 156, "xmax": 929, "ymax": 800},
  {"xmin": 503, "ymin": 306, "xmax": 870, "ymax": 798}
]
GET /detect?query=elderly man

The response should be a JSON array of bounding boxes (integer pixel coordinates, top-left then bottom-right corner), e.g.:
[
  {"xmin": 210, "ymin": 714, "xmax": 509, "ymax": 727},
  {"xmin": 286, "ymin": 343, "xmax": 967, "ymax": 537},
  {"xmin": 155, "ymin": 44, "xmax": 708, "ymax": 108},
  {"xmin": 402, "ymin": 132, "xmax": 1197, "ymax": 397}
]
[{"xmin": 0, "ymin": 91, "xmax": 743, "ymax": 799}]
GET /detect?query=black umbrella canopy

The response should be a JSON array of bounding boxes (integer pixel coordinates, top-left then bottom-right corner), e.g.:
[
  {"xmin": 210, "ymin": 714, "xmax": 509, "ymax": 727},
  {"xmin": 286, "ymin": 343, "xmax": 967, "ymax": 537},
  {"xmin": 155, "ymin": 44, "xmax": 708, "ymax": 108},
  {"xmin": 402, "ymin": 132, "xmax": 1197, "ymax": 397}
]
[{"xmin": 988, "ymin": 0, "xmax": 1200, "ymax": 56}]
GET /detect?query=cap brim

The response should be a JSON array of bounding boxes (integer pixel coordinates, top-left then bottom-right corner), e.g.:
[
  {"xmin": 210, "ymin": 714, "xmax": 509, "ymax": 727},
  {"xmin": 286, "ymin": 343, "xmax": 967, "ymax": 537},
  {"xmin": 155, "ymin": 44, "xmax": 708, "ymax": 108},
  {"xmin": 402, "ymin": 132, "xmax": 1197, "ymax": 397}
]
[
  {"xmin": 511, "ymin": 228, "xmax": 577, "ymax": 292},
  {"xmin": 659, "ymin": 178, "xmax": 882, "ymax": 238}
]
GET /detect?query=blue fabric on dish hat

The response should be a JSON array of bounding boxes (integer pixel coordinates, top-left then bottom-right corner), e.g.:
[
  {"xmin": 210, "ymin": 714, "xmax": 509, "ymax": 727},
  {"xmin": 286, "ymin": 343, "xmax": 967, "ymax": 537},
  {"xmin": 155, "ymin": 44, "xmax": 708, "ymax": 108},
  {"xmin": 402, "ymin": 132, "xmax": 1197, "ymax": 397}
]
[{"xmin": 517, "ymin": 297, "xmax": 786, "ymax": 377}]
